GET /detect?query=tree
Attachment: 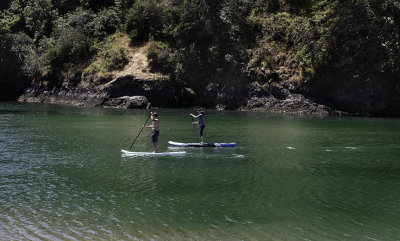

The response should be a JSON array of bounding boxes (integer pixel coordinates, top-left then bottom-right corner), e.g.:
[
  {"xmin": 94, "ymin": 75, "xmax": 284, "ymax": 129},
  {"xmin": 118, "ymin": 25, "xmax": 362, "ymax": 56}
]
[
  {"xmin": 124, "ymin": 0, "xmax": 164, "ymax": 43},
  {"xmin": 48, "ymin": 8, "xmax": 95, "ymax": 68},
  {"xmin": 23, "ymin": 0, "xmax": 58, "ymax": 41}
]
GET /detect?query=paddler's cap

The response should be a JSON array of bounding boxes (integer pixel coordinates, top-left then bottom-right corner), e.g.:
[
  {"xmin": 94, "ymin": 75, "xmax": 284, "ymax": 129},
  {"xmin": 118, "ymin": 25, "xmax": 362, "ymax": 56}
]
[
  {"xmin": 197, "ymin": 109, "xmax": 204, "ymax": 113},
  {"xmin": 151, "ymin": 112, "xmax": 158, "ymax": 117}
]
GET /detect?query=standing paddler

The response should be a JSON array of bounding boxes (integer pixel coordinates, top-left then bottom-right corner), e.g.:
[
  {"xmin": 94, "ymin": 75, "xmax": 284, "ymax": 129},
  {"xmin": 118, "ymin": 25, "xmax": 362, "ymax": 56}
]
[
  {"xmin": 190, "ymin": 109, "xmax": 205, "ymax": 144},
  {"xmin": 144, "ymin": 112, "xmax": 159, "ymax": 153}
]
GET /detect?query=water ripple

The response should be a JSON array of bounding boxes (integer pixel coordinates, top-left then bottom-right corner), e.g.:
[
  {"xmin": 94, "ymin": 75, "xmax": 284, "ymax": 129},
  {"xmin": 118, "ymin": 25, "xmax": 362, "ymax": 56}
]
[{"xmin": 2, "ymin": 103, "xmax": 400, "ymax": 240}]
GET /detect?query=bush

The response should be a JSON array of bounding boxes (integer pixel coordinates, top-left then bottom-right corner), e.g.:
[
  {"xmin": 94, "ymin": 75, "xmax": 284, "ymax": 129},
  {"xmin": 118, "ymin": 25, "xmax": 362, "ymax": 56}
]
[
  {"xmin": 147, "ymin": 41, "xmax": 174, "ymax": 73},
  {"xmin": 49, "ymin": 8, "xmax": 95, "ymax": 68},
  {"xmin": 283, "ymin": 0, "xmax": 313, "ymax": 15},
  {"xmin": 23, "ymin": 0, "xmax": 58, "ymax": 40},
  {"xmin": 84, "ymin": 33, "xmax": 128, "ymax": 75},
  {"xmin": 92, "ymin": 7, "xmax": 120, "ymax": 41},
  {"xmin": 124, "ymin": 0, "xmax": 163, "ymax": 43},
  {"xmin": 0, "ymin": 8, "xmax": 22, "ymax": 34},
  {"xmin": 103, "ymin": 47, "xmax": 128, "ymax": 71}
]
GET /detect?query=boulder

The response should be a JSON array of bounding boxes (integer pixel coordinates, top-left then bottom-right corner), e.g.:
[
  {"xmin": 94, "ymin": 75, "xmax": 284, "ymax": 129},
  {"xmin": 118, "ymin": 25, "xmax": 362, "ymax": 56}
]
[{"xmin": 103, "ymin": 96, "xmax": 149, "ymax": 109}]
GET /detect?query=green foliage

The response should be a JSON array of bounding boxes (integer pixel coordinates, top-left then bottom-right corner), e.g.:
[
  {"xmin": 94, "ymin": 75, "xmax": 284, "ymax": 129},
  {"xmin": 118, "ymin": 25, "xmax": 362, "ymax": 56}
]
[
  {"xmin": 1, "ymin": 0, "xmax": 400, "ymax": 112},
  {"xmin": 220, "ymin": 0, "xmax": 260, "ymax": 48},
  {"xmin": 1, "ymin": 0, "xmax": 26, "ymax": 34},
  {"xmin": 294, "ymin": 1, "xmax": 337, "ymax": 72},
  {"xmin": 302, "ymin": 0, "xmax": 400, "ymax": 80},
  {"xmin": 159, "ymin": 4, "xmax": 182, "ymax": 41},
  {"xmin": 49, "ymin": 8, "xmax": 95, "ymax": 67},
  {"xmin": 114, "ymin": 0, "xmax": 135, "ymax": 20},
  {"xmin": 103, "ymin": 47, "xmax": 127, "ymax": 70},
  {"xmin": 53, "ymin": 0, "xmax": 81, "ymax": 14},
  {"xmin": 84, "ymin": 46, "xmax": 127, "ymax": 74},
  {"xmin": 84, "ymin": 33, "xmax": 128, "ymax": 75},
  {"xmin": 367, "ymin": 0, "xmax": 400, "ymax": 75},
  {"xmin": 23, "ymin": 0, "xmax": 58, "ymax": 41},
  {"xmin": 166, "ymin": 0, "xmax": 249, "ymax": 106},
  {"xmin": 284, "ymin": 0, "xmax": 313, "ymax": 15},
  {"xmin": 9, "ymin": 32, "xmax": 34, "ymax": 68},
  {"xmin": 92, "ymin": 7, "xmax": 120, "ymax": 41},
  {"xmin": 0, "ymin": 9, "xmax": 21, "ymax": 34},
  {"xmin": 124, "ymin": 0, "xmax": 164, "ymax": 43},
  {"xmin": 147, "ymin": 41, "xmax": 174, "ymax": 73}
]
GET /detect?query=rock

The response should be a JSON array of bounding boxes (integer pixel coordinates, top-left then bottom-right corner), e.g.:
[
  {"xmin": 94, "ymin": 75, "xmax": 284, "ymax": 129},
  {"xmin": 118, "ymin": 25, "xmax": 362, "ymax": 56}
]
[
  {"xmin": 18, "ymin": 86, "xmax": 109, "ymax": 107},
  {"xmin": 268, "ymin": 83, "xmax": 289, "ymax": 100},
  {"xmin": 103, "ymin": 96, "xmax": 149, "ymax": 109},
  {"xmin": 243, "ymin": 94, "xmax": 338, "ymax": 116}
]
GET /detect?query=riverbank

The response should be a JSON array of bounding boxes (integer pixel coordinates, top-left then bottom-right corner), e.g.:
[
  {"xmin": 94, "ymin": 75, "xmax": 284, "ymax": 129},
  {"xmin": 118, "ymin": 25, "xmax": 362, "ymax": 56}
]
[
  {"xmin": 15, "ymin": 37, "xmax": 345, "ymax": 116},
  {"xmin": 2, "ymin": 1, "xmax": 400, "ymax": 118},
  {"xmin": 17, "ymin": 80, "xmax": 345, "ymax": 116}
]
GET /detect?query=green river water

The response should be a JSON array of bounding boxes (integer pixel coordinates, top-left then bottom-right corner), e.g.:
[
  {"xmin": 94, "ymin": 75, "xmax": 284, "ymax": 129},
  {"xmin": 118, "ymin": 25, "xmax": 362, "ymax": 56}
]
[{"xmin": 1, "ymin": 102, "xmax": 400, "ymax": 240}]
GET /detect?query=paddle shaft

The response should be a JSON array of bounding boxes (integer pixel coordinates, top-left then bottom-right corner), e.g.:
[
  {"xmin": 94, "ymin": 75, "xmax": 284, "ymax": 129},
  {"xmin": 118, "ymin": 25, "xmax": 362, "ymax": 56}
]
[
  {"xmin": 130, "ymin": 114, "xmax": 151, "ymax": 149},
  {"xmin": 191, "ymin": 117, "xmax": 199, "ymax": 143}
]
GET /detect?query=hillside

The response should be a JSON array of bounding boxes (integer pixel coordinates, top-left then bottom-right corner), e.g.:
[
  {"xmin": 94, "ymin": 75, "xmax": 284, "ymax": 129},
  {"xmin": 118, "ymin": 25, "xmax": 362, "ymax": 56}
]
[{"xmin": 1, "ymin": 0, "xmax": 400, "ymax": 116}]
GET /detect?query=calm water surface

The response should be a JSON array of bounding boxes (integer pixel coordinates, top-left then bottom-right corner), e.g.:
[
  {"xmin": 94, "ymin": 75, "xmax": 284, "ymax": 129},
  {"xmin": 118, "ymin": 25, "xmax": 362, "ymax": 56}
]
[{"xmin": 1, "ymin": 102, "xmax": 400, "ymax": 240}]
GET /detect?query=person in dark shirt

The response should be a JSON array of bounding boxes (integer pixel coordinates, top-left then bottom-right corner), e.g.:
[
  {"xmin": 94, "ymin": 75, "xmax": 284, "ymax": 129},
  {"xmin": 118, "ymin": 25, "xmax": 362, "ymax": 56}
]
[{"xmin": 190, "ymin": 109, "xmax": 205, "ymax": 144}]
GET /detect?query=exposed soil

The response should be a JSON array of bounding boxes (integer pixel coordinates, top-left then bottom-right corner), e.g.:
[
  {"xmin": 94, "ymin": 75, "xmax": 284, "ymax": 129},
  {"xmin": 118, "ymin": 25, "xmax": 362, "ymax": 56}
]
[{"xmin": 106, "ymin": 39, "xmax": 168, "ymax": 87}]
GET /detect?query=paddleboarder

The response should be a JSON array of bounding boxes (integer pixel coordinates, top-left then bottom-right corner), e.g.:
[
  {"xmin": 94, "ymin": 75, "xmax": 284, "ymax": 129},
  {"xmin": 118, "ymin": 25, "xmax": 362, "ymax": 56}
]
[
  {"xmin": 144, "ymin": 112, "xmax": 159, "ymax": 153},
  {"xmin": 190, "ymin": 109, "xmax": 205, "ymax": 144}
]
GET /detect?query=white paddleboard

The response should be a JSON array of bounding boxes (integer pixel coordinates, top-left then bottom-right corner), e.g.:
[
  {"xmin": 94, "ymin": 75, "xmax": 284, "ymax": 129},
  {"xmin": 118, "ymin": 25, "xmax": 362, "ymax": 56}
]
[{"xmin": 121, "ymin": 149, "xmax": 186, "ymax": 156}]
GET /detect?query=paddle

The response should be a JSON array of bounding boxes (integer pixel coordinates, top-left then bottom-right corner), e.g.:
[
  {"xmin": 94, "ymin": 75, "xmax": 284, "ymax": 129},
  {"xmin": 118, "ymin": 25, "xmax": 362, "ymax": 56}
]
[
  {"xmin": 129, "ymin": 103, "xmax": 151, "ymax": 149},
  {"xmin": 191, "ymin": 116, "xmax": 199, "ymax": 143}
]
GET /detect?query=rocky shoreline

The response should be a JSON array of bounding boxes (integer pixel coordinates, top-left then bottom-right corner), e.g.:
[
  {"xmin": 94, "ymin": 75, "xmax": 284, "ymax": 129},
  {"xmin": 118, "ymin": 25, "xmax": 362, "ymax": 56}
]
[
  {"xmin": 17, "ymin": 74, "xmax": 345, "ymax": 116},
  {"xmin": 242, "ymin": 94, "xmax": 345, "ymax": 116},
  {"xmin": 18, "ymin": 74, "xmax": 190, "ymax": 109}
]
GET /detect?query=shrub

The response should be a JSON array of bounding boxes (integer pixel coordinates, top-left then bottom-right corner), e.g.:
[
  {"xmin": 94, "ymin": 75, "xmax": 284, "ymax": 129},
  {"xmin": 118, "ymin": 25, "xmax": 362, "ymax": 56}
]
[
  {"xmin": 0, "ymin": 8, "xmax": 22, "ymax": 33},
  {"xmin": 84, "ymin": 33, "xmax": 128, "ymax": 75},
  {"xmin": 103, "ymin": 47, "xmax": 128, "ymax": 71},
  {"xmin": 23, "ymin": 0, "xmax": 58, "ymax": 40},
  {"xmin": 92, "ymin": 7, "xmax": 120, "ymax": 41},
  {"xmin": 49, "ymin": 8, "xmax": 95, "ymax": 67},
  {"xmin": 124, "ymin": 0, "xmax": 163, "ymax": 43},
  {"xmin": 147, "ymin": 41, "xmax": 174, "ymax": 73}
]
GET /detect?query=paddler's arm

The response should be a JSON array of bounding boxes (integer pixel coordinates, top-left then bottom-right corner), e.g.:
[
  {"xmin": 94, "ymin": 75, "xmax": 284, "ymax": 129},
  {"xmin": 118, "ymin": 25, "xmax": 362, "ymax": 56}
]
[{"xmin": 144, "ymin": 113, "xmax": 156, "ymax": 128}]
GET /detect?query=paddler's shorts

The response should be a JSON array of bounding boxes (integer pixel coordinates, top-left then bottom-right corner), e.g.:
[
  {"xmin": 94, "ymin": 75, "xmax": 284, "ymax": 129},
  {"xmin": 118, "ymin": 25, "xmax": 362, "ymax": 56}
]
[
  {"xmin": 199, "ymin": 125, "xmax": 205, "ymax": 136},
  {"xmin": 152, "ymin": 130, "xmax": 160, "ymax": 142}
]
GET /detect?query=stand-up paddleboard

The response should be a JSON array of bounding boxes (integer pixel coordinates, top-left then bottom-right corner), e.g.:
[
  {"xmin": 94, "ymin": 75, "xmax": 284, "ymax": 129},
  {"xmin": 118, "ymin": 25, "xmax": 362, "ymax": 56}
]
[
  {"xmin": 168, "ymin": 141, "xmax": 236, "ymax": 147},
  {"xmin": 121, "ymin": 149, "xmax": 186, "ymax": 156}
]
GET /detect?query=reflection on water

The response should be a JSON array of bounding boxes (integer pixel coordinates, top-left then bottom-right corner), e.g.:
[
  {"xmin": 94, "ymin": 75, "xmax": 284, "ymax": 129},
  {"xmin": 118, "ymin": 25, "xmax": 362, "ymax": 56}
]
[{"xmin": 1, "ymin": 102, "xmax": 400, "ymax": 240}]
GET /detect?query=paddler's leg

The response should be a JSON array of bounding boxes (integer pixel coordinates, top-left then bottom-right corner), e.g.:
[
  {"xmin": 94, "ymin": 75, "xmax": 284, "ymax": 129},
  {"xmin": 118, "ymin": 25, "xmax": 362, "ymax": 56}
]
[
  {"xmin": 152, "ymin": 130, "xmax": 160, "ymax": 153},
  {"xmin": 200, "ymin": 125, "xmax": 205, "ymax": 144},
  {"xmin": 153, "ymin": 142, "xmax": 159, "ymax": 153}
]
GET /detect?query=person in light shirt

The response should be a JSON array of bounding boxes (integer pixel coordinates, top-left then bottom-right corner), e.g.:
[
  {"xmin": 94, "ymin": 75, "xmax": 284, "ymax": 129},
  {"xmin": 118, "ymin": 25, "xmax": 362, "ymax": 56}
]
[{"xmin": 144, "ymin": 112, "xmax": 159, "ymax": 153}]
